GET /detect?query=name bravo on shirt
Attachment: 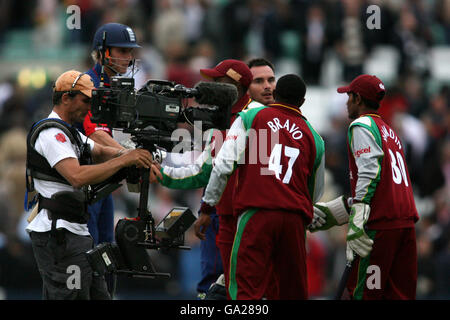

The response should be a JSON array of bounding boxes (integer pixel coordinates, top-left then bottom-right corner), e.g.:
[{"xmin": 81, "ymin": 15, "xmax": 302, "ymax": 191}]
[{"xmin": 267, "ymin": 117, "xmax": 303, "ymax": 140}]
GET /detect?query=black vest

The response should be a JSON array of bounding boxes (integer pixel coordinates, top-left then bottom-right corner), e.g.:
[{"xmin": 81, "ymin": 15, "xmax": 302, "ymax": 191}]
[{"xmin": 26, "ymin": 118, "xmax": 92, "ymax": 193}]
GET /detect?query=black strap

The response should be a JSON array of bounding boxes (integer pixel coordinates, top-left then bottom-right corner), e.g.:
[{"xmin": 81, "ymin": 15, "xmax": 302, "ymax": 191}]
[{"xmin": 38, "ymin": 194, "xmax": 89, "ymax": 224}]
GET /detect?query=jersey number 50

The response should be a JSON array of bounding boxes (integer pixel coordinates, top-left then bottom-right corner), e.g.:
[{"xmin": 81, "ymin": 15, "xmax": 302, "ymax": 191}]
[{"xmin": 268, "ymin": 144, "xmax": 299, "ymax": 184}]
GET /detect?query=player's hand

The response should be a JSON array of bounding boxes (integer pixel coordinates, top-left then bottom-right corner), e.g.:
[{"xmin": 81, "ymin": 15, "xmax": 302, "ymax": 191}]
[
  {"xmin": 346, "ymin": 202, "xmax": 373, "ymax": 262},
  {"xmin": 307, "ymin": 206, "xmax": 327, "ymax": 231},
  {"xmin": 194, "ymin": 202, "xmax": 215, "ymax": 240},
  {"xmin": 194, "ymin": 213, "xmax": 212, "ymax": 240},
  {"xmin": 121, "ymin": 148, "xmax": 153, "ymax": 169},
  {"xmin": 308, "ymin": 196, "xmax": 350, "ymax": 232},
  {"xmin": 149, "ymin": 163, "xmax": 163, "ymax": 183}
]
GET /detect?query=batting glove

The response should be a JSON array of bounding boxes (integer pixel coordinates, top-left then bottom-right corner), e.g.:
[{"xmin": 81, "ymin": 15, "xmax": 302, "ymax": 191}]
[
  {"xmin": 152, "ymin": 147, "xmax": 167, "ymax": 164},
  {"xmin": 346, "ymin": 202, "xmax": 373, "ymax": 262},
  {"xmin": 308, "ymin": 196, "xmax": 350, "ymax": 232}
]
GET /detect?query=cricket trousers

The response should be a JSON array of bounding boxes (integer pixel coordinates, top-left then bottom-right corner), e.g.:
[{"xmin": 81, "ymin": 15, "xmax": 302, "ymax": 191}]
[
  {"xmin": 346, "ymin": 227, "xmax": 417, "ymax": 300},
  {"xmin": 216, "ymin": 214, "xmax": 236, "ymax": 299},
  {"xmin": 197, "ymin": 212, "xmax": 223, "ymax": 295},
  {"xmin": 227, "ymin": 209, "xmax": 308, "ymax": 300},
  {"xmin": 30, "ymin": 230, "xmax": 111, "ymax": 300}
]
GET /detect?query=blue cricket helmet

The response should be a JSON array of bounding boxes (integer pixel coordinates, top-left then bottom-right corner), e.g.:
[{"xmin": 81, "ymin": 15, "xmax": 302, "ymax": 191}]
[{"xmin": 92, "ymin": 23, "xmax": 141, "ymax": 50}]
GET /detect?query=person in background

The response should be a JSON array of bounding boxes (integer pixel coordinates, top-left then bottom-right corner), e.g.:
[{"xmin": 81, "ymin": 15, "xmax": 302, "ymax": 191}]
[{"xmin": 79, "ymin": 23, "xmax": 141, "ymax": 296}]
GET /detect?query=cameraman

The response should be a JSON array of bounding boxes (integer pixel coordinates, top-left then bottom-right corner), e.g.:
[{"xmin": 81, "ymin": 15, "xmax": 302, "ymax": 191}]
[{"xmin": 26, "ymin": 70, "xmax": 153, "ymax": 300}]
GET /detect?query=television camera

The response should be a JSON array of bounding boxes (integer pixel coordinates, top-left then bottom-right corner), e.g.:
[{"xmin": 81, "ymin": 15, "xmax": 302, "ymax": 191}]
[{"xmin": 90, "ymin": 77, "xmax": 237, "ymax": 152}]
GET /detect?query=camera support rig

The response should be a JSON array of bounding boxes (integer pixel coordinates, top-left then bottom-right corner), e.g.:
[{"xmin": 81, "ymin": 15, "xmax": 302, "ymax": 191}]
[
  {"xmin": 86, "ymin": 137, "xmax": 196, "ymax": 280},
  {"xmin": 87, "ymin": 170, "xmax": 196, "ymax": 279},
  {"xmin": 127, "ymin": 133, "xmax": 193, "ymax": 248}
]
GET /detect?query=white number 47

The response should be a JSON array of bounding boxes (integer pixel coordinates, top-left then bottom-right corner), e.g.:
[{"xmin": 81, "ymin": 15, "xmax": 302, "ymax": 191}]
[{"xmin": 268, "ymin": 144, "xmax": 299, "ymax": 184}]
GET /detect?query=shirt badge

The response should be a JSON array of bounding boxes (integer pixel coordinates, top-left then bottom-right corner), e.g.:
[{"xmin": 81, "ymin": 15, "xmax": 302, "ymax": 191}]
[{"xmin": 55, "ymin": 133, "xmax": 67, "ymax": 143}]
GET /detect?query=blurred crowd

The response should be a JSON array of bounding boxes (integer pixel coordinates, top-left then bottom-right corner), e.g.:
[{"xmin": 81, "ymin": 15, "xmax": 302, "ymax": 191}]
[{"xmin": 0, "ymin": 0, "xmax": 448, "ymax": 299}]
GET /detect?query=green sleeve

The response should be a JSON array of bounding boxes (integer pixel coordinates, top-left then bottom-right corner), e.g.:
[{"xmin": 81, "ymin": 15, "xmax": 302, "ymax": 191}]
[
  {"xmin": 159, "ymin": 159, "xmax": 213, "ymax": 189},
  {"xmin": 159, "ymin": 130, "xmax": 215, "ymax": 189}
]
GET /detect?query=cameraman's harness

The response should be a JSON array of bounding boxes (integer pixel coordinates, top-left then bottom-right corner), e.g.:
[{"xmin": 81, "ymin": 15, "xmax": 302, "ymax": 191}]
[{"xmin": 25, "ymin": 118, "xmax": 92, "ymax": 231}]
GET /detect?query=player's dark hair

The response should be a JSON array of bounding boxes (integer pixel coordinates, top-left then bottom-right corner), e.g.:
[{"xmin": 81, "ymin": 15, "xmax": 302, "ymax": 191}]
[
  {"xmin": 247, "ymin": 58, "xmax": 275, "ymax": 72},
  {"xmin": 350, "ymin": 92, "xmax": 381, "ymax": 110},
  {"xmin": 273, "ymin": 74, "xmax": 306, "ymax": 105},
  {"xmin": 91, "ymin": 49, "xmax": 102, "ymax": 63}
]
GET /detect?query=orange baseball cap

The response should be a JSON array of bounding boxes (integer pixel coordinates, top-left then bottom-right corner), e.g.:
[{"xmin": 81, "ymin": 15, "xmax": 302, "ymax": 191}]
[{"xmin": 54, "ymin": 70, "xmax": 95, "ymax": 98}]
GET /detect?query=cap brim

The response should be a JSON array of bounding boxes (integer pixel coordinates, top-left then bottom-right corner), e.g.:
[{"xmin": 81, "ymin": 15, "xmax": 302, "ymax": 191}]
[
  {"xmin": 337, "ymin": 85, "xmax": 351, "ymax": 93},
  {"xmin": 80, "ymin": 89, "xmax": 92, "ymax": 98},
  {"xmin": 200, "ymin": 68, "xmax": 224, "ymax": 79},
  {"xmin": 110, "ymin": 43, "xmax": 141, "ymax": 48}
]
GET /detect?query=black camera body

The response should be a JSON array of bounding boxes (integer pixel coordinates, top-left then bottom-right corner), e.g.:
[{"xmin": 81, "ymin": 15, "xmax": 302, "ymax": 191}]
[
  {"xmin": 91, "ymin": 78, "xmax": 236, "ymax": 147},
  {"xmin": 91, "ymin": 78, "xmax": 182, "ymax": 134}
]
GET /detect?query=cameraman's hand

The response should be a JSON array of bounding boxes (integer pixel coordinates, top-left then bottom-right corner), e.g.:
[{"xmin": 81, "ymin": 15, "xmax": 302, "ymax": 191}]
[
  {"xmin": 150, "ymin": 163, "xmax": 163, "ymax": 183},
  {"xmin": 120, "ymin": 148, "xmax": 153, "ymax": 169}
]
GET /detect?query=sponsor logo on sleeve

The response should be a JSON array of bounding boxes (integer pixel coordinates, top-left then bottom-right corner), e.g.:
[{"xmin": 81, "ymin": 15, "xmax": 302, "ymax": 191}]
[
  {"xmin": 55, "ymin": 133, "xmax": 67, "ymax": 143},
  {"xmin": 354, "ymin": 146, "xmax": 371, "ymax": 158},
  {"xmin": 225, "ymin": 135, "xmax": 239, "ymax": 141}
]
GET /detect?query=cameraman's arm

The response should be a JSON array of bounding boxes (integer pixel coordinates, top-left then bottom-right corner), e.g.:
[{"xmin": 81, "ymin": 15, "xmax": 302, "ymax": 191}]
[
  {"xmin": 91, "ymin": 142, "xmax": 126, "ymax": 163},
  {"xmin": 54, "ymin": 148, "xmax": 152, "ymax": 189},
  {"xmin": 89, "ymin": 130, "xmax": 124, "ymax": 149}
]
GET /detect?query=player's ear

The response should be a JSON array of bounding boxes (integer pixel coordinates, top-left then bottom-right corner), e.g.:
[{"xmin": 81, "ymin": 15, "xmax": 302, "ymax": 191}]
[
  {"xmin": 299, "ymin": 97, "xmax": 305, "ymax": 107},
  {"xmin": 355, "ymin": 93, "xmax": 362, "ymax": 105},
  {"xmin": 61, "ymin": 92, "xmax": 72, "ymax": 104}
]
